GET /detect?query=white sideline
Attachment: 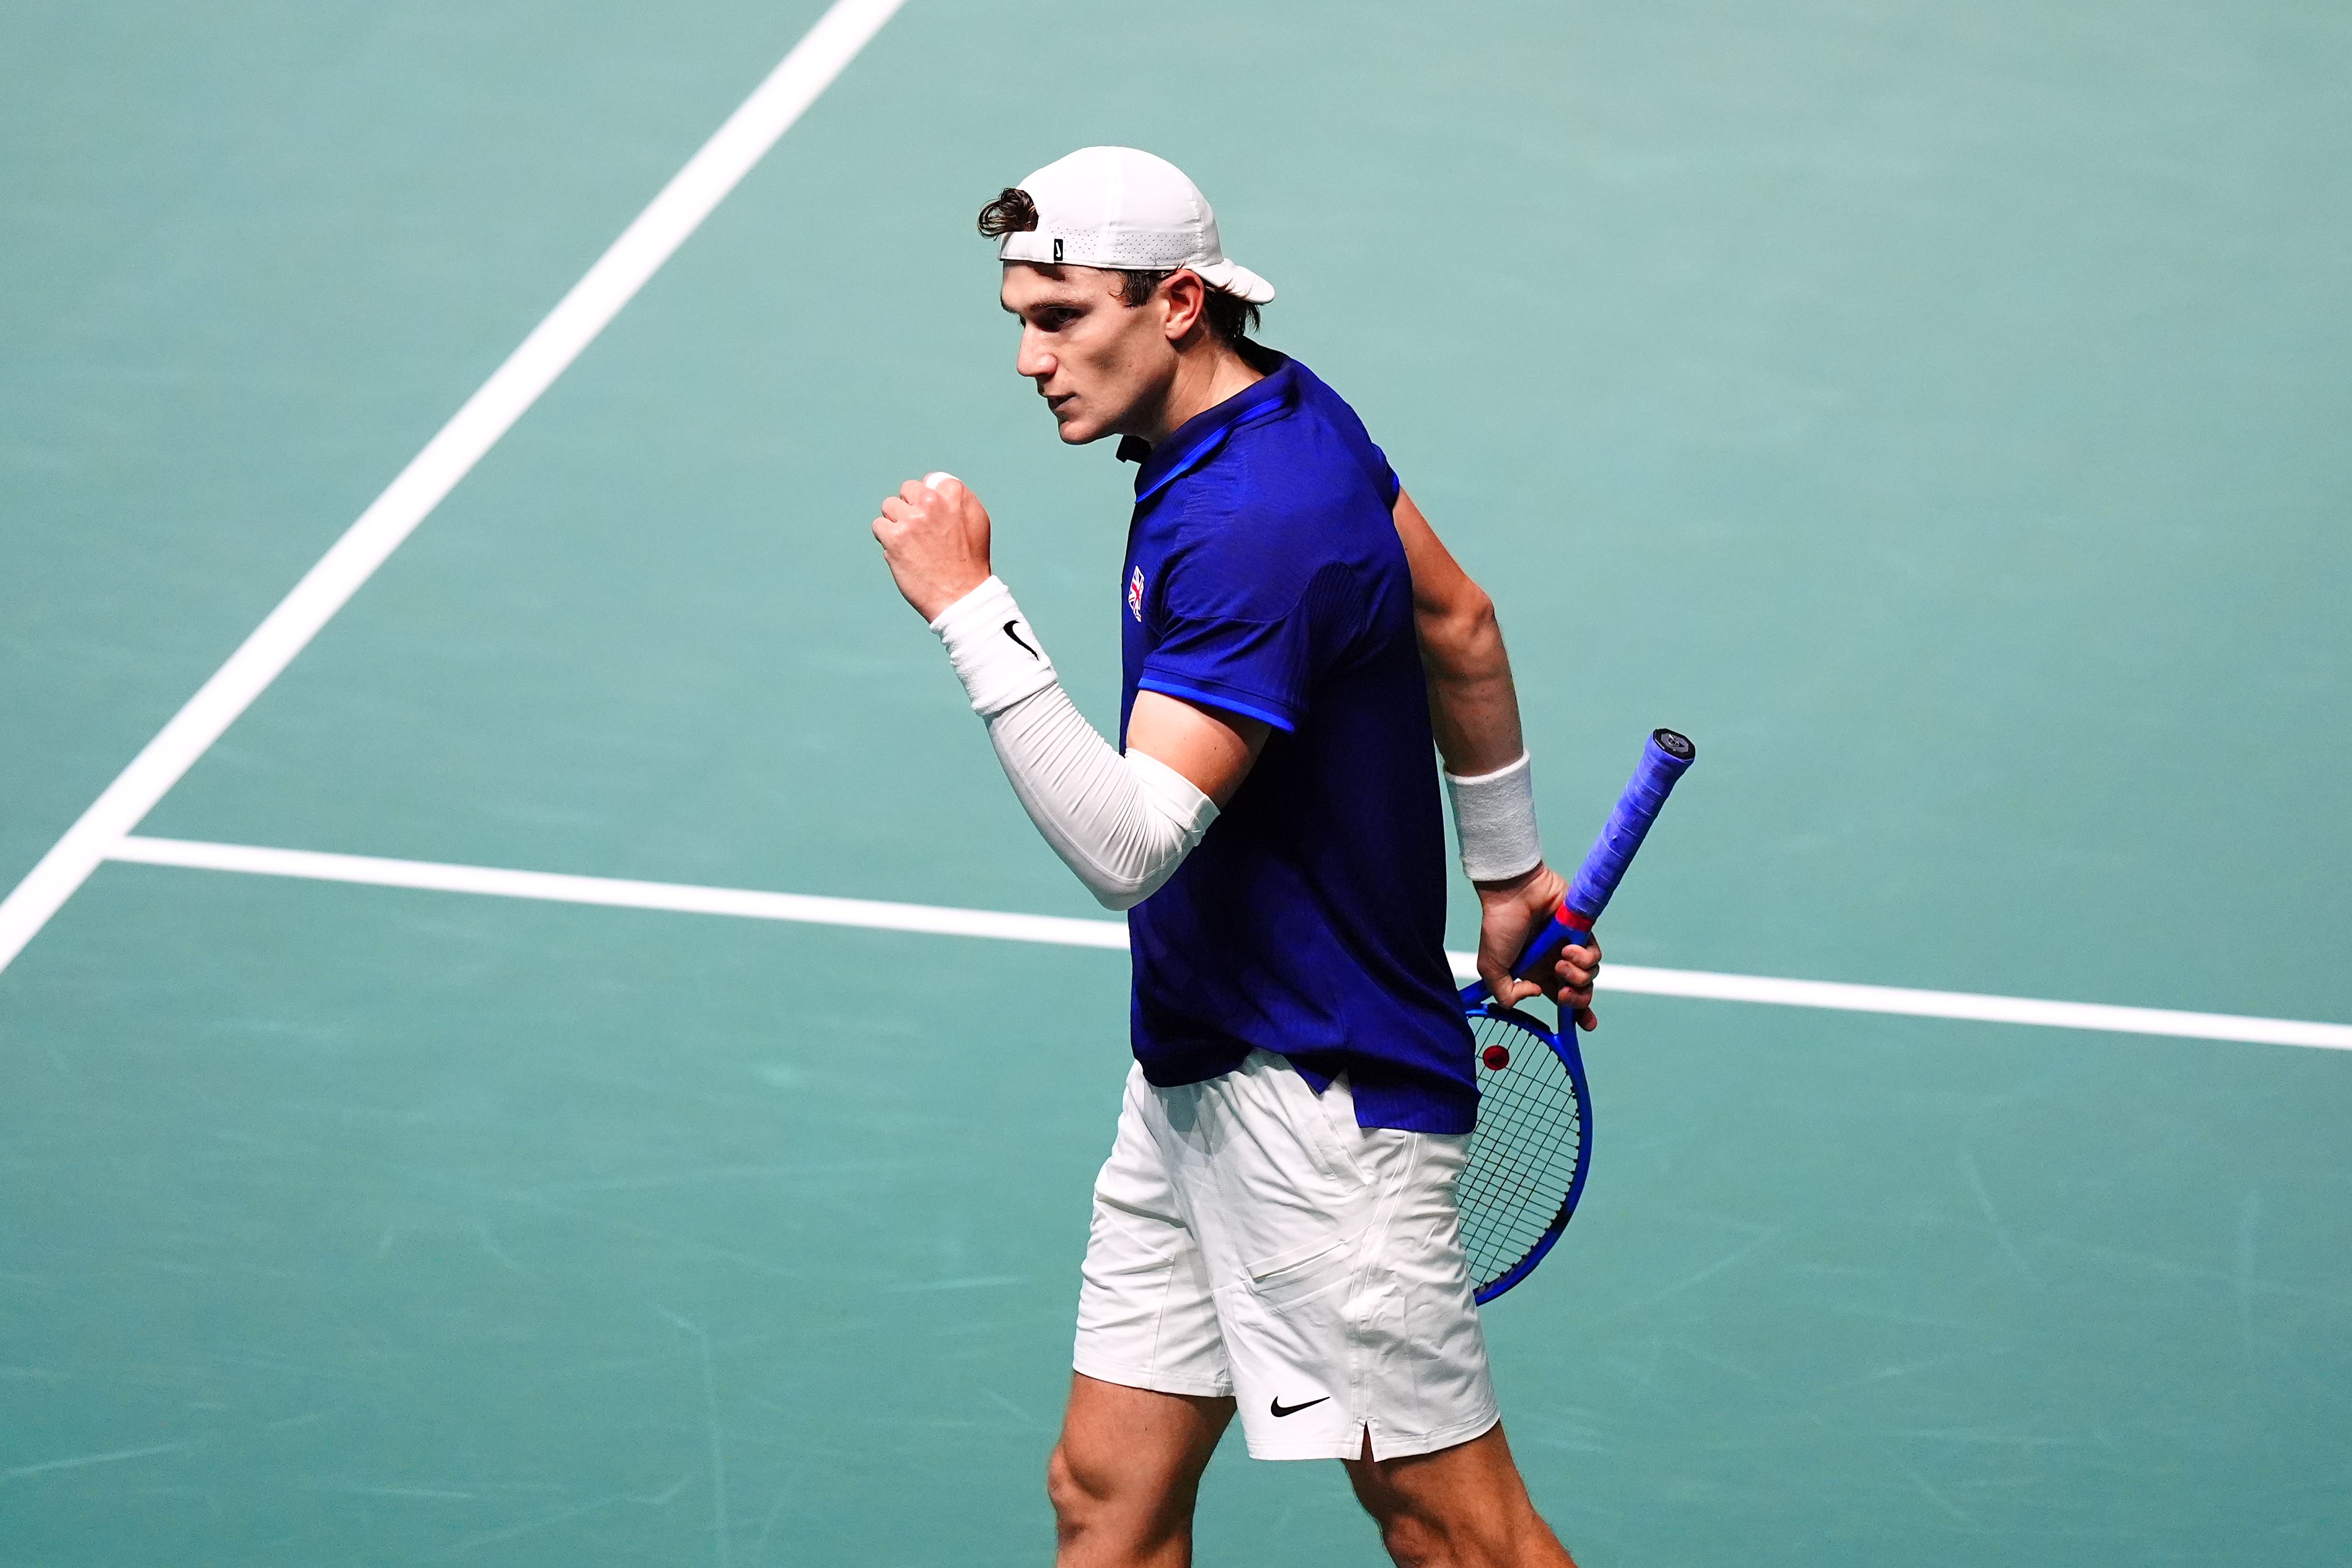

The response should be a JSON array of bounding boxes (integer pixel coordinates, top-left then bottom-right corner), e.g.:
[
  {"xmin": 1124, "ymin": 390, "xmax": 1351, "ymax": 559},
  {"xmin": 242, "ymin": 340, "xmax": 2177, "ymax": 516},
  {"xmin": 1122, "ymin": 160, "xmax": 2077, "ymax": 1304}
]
[
  {"xmin": 110, "ymin": 836, "xmax": 1127, "ymax": 951},
  {"xmin": 108, "ymin": 836, "xmax": 2352, "ymax": 1052},
  {"xmin": 0, "ymin": 0, "xmax": 907, "ymax": 979}
]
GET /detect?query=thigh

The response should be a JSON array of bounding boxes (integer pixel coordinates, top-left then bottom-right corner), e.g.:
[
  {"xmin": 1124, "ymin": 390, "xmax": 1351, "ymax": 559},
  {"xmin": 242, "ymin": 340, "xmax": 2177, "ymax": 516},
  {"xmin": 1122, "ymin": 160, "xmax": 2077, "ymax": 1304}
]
[{"xmin": 1050, "ymin": 1373, "xmax": 1235, "ymax": 1538}]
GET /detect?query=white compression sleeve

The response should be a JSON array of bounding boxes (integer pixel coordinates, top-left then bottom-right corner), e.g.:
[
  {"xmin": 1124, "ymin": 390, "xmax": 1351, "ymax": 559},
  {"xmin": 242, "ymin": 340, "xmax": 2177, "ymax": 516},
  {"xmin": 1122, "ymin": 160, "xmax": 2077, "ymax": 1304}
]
[
  {"xmin": 1443, "ymin": 750, "xmax": 1543, "ymax": 882},
  {"xmin": 930, "ymin": 578, "xmax": 1217, "ymax": 910}
]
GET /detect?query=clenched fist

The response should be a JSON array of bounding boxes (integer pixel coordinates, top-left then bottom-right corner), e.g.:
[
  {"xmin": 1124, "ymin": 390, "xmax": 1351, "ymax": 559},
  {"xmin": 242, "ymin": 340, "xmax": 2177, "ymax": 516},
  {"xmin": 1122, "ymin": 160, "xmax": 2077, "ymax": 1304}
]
[{"xmin": 873, "ymin": 473, "xmax": 994, "ymax": 622}]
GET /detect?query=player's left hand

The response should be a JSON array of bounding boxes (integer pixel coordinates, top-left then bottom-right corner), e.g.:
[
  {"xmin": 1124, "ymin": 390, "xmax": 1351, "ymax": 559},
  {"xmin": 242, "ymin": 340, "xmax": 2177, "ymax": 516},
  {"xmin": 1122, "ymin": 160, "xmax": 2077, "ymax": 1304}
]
[
  {"xmin": 1475, "ymin": 862, "xmax": 1601, "ymax": 1030},
  {"xmin": 874, "ymin": 474, "xmax": 993, "ymax": 621}
]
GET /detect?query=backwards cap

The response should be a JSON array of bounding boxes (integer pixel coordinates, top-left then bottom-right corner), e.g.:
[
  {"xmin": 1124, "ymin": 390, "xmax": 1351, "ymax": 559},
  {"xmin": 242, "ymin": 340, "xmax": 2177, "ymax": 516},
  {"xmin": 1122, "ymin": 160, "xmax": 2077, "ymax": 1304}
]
[{"xmin": 995, "ymin": 146, "xmax": 1274, "ymax": 305}]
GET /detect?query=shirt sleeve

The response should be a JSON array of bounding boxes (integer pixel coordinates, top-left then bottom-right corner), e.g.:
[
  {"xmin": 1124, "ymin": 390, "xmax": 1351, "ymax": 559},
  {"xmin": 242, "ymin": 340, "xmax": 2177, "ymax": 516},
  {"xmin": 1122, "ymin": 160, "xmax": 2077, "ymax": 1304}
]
[
  {"xmin": 1137, "ymin": 509, "xmax": 1366, "ymax": 735},
  {"xmin": 1315, "ymin": 381, "xmax": 1402, "ymax": 504},
  {"xmin": 1369, "ymin": 441, "xmax": 1402, "ymax": 506}
]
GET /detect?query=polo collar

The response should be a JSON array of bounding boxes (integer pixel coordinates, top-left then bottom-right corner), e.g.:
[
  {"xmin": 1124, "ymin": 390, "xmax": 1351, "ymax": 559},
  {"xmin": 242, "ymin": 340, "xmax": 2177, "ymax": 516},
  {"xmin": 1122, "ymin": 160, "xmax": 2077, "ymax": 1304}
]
[{"xmin": 1126, "ymin": 355, "xmax": 1299, "ymax": 505}]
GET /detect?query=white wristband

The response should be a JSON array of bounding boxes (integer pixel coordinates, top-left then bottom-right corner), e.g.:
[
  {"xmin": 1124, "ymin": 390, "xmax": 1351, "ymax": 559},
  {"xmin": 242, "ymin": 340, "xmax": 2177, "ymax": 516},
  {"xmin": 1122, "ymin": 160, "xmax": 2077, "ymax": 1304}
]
[
  {"xmin": 1443, "ymin": 751, "xmax": 1543, "ymax": 882},
  {"xmin": 929, "ymin": 576, "xmax": 1057, "ymax": 716}
]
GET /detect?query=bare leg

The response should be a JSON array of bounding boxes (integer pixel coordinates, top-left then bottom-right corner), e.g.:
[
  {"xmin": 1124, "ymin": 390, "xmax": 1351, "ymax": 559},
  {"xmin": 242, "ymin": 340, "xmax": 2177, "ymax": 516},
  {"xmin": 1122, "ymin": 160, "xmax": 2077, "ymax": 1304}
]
[
  {"xmin": 1048, "ymin": 1372, "xmax": 1235, "ymax": 1567},
  {"xmin": 1343, "ymin": 1422, "xmax": 1576, "ymax": 1568}
]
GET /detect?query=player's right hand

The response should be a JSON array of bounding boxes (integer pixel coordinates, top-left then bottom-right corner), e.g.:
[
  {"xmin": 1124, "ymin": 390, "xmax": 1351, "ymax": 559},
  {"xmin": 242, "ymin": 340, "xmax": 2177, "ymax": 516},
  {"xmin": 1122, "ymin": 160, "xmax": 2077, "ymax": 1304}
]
[{"xmin": 874, "ymin": 474, "xmax": 994, "ymax": 622}]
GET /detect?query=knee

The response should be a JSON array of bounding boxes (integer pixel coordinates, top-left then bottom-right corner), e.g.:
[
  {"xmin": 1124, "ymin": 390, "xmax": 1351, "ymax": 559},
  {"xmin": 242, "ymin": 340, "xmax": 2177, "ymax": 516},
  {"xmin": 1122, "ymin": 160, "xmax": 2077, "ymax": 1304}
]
[
  {"xmin": 1372, "ymin": 1514, "xmax": 1529, "ymax": 1568},
  {"xmin": 1045, "ymin": 1441, "xmax": 1106, "ymax": 1538},
  {"xmin": 1369, "ymin": 1511, "xmax": 1447, "ymax": 1568},
  {"xmin": 1353, "ymin": 1473, "xmax": 1547, "ymax": 1568},
  {"xmin": 1359, "ymin": 1489, "xmax": 1481, "ymax": 1568},
  {"xmin": 1050, "ymin": 1436, "xmax": 1201, "ymax": 1563}
]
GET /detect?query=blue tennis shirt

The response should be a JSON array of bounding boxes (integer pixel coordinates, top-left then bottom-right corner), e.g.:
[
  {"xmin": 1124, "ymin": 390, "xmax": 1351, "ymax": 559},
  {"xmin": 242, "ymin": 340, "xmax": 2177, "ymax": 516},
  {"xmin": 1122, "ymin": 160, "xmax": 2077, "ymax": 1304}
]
[{"xmin": 1117, "ymin": 353, "xmax": 1477, "ymax": 1134}]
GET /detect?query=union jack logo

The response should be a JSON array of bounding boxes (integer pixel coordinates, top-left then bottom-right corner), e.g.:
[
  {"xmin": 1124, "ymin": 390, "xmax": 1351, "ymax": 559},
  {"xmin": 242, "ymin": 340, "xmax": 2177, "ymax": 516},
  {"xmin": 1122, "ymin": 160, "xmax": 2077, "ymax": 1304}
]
[{"xmin": 1128, "ymin": 566, "xmax": 1145, "ymax": 623}]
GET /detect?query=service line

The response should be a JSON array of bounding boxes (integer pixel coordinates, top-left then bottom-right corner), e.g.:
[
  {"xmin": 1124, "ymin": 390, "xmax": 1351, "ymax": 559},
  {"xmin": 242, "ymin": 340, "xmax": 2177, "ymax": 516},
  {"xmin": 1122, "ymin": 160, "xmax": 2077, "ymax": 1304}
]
[
  {"xmin": 108, "ymin": 836, "xmax": 2352, "ymax": 1052},
  {"xmin": 0, "ymin": 0, "xmax": 907, "ymax": 977}
]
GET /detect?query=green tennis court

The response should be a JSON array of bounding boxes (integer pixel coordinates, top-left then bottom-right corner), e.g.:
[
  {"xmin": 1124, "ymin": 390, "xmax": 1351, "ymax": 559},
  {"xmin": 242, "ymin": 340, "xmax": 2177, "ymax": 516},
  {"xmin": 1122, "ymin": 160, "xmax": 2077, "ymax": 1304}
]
[{"xmin": 5, "ymin": 0, "xmax": 2348, "ymax": 1562}]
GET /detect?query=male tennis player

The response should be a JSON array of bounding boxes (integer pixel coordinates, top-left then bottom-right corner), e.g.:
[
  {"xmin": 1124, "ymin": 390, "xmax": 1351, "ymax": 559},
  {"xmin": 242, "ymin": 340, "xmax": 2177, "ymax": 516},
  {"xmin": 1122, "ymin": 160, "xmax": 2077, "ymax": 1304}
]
[{"xmin": 872, "ymin": 147, "xmax": 1596, "ymax": 1567}]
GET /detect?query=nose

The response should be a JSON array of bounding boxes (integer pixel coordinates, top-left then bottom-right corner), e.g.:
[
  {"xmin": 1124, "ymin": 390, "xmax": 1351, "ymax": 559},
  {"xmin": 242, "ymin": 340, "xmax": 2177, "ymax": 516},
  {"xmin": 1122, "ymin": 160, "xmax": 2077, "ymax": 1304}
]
[{"xmin": 1016, "ymin": 326, "xmax": 1056, "ymax": 382}]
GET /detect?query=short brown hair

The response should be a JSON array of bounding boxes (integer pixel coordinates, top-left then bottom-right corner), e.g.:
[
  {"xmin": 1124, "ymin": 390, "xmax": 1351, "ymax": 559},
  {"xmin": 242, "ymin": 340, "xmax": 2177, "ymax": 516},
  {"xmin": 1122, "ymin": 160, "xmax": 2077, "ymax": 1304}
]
[{"xmin": 977, "ymin": 186, "xmax": 1262, "ymax": 348}]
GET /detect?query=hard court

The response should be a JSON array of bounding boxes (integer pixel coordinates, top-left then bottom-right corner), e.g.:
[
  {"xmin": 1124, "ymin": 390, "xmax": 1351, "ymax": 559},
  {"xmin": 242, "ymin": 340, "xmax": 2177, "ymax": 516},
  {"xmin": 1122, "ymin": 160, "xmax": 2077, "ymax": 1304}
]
[{"xmin": 3, "ymin": 1, "xmax": 2348, "ymax": 1563}]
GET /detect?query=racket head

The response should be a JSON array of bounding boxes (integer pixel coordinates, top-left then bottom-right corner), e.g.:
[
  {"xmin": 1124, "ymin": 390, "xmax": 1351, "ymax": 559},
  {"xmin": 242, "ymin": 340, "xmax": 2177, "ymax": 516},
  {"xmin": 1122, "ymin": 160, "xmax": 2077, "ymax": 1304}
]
[{"xmin": 1460, "ymin": 1000, "xmax": 1592, "ymax": 1304}]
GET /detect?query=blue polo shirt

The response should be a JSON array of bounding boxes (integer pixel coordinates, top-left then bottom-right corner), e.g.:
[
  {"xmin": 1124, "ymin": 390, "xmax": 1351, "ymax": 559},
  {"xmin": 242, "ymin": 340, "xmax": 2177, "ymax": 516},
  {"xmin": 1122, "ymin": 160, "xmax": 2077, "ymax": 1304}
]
[{"xmin": 1117, "ymin": 354, "xmax": 1477, "ymax": 1134}]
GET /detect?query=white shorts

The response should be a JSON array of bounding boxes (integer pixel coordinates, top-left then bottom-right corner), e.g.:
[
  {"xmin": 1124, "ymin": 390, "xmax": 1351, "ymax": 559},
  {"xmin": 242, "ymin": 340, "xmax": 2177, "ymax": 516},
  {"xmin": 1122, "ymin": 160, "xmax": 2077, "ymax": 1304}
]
[{"xmin": 1073, "ymin": 1051, "xmax": 1499, "ymax": 1462}]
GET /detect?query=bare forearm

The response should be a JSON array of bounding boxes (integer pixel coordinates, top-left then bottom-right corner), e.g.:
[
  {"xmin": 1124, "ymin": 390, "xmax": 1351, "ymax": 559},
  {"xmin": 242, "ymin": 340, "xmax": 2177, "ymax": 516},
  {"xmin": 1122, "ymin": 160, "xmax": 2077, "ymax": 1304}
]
[{"xmin": 1421, "ymin": 596, "xmax": 1525, "ymax": 775}]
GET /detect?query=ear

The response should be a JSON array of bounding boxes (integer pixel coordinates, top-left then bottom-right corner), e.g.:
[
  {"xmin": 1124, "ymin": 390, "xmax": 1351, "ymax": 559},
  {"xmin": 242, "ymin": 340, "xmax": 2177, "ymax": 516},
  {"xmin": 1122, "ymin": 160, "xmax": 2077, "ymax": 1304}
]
[{"xmin": 1159, "ymin": 270, "xmax": 1209, "ymax": 344}]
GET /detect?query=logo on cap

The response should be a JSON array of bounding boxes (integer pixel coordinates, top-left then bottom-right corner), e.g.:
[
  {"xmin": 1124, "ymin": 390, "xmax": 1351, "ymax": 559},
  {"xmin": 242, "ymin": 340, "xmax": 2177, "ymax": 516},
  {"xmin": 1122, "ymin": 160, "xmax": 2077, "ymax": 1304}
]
[{"xmin": 1053, "ymin": 238, "xmax": 1063, "ymax": 262}]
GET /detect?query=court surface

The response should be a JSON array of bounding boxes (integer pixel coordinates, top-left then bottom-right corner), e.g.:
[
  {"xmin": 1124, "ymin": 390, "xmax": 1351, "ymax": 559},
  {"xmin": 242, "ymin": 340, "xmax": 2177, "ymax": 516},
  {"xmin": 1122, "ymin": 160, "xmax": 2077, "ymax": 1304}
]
[{"xmin": 4, "ymin": 1, "xmax": 2349, "ymax": 1563}]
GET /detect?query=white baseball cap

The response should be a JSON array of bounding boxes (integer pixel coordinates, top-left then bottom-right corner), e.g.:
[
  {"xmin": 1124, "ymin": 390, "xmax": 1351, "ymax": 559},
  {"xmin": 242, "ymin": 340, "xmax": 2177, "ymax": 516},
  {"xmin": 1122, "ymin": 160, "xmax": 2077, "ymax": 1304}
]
[{"xmin": 996, "ymin": 146, "xmax": 1275, "ymax": 305}]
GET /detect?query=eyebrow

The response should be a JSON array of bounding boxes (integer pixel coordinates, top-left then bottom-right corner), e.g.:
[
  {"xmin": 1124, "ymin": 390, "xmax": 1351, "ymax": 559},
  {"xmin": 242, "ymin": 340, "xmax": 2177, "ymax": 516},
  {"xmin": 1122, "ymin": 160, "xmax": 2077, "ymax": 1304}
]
[{"xmin": 1001, "ymin": 296, "xmax": 1085, "ymax": 317}]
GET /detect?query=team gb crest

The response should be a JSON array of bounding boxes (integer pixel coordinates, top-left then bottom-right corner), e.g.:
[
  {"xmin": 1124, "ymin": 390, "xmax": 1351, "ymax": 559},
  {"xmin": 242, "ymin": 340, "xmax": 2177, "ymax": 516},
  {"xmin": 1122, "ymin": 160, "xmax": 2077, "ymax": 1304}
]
[{"xmin": 1128, "ymin": 566, "xmax": 1145, "ymax": 623}]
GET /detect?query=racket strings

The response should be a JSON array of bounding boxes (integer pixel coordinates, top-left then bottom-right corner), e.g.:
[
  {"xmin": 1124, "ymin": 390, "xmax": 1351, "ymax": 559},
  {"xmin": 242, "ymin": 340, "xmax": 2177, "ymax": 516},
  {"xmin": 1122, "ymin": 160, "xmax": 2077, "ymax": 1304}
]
[
  {"xmin": 1459, "ymin": 1011, "xmax": 1585, "ymax": 1292},
  {"xmin": 1462, "ymin": 1086, "xmax": 1580, "ymax": 1279}
]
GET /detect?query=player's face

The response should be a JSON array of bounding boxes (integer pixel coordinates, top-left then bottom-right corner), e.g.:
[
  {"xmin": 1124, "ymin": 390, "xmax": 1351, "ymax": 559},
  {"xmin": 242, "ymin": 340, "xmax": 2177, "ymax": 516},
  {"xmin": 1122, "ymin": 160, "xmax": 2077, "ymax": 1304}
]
[{"xmin": 1000, "ymin": 263, "xmax": 1177, "ymax": 445}]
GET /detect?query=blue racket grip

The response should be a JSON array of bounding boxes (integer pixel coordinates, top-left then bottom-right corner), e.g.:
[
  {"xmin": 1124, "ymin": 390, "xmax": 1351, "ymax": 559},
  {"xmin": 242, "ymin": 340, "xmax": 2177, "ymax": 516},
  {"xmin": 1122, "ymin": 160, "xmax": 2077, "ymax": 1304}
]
[{"xmin": 1507, "ymin": 728, "xmax": 1696, "ymax": 982}]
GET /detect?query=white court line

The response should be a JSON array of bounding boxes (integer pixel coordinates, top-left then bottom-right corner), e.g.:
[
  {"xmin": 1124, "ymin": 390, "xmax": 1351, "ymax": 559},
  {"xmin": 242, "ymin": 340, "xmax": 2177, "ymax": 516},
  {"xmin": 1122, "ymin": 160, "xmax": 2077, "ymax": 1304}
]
[
  {"xmin": 110, "ymin": 836, "xmax": 1127, "ymax": 951},
  {"xmin": 0, "ymin": 0, "xmax": 906, "ymax": 979},
  {"xmin": 108, "ymin": 836, "xmax": 2352, "ymax": 1052}
]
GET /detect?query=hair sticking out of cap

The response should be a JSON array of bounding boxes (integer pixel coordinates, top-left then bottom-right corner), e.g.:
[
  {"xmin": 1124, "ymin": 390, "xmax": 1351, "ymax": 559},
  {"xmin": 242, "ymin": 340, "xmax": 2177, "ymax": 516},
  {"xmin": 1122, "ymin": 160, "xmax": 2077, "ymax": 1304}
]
[{"xmin": 977, "ymin": 188, "xmax": 1038, "ymax": 237}]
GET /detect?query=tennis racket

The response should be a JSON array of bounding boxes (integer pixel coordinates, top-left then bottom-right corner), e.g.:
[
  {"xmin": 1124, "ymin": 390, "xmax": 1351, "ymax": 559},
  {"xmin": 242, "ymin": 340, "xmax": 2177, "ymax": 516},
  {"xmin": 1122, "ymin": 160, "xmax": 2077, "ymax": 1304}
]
[{"xmin": 1457, "ymin": 728, "xmax": 1697, "ymax": 1303}]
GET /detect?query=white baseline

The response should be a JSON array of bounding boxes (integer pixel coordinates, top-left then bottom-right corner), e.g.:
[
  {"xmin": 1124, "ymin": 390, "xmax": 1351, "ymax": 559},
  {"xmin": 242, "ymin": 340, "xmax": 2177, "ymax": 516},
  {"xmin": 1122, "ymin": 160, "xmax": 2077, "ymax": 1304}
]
[
  {"xmin": 108, "ymin": 836, "xmax": 2352, "ymax": 1052},
  {"xmin": 0, "ymin": 0, "xmax": 907, "ymax": 979}
]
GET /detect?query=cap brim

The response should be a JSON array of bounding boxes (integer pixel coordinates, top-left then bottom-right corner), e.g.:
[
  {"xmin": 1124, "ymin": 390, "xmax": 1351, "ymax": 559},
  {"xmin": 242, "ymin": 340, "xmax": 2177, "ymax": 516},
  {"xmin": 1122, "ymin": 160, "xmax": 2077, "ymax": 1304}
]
[
  {"xmin": 999, "ymin": 232, "xmax": 1054, "ymax": 265},
  {"xmin": 1194, "ymin": 258, "xmax": 1275, "ymax": 304}
]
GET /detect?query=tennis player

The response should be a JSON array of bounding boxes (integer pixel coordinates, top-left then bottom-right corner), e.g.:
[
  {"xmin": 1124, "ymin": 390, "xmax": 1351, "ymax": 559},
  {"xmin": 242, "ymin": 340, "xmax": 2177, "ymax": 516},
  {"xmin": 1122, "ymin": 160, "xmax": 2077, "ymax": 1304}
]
[{"xmin": 872, "ymin": 147, "xmax": 1596, "ymax": 1568}]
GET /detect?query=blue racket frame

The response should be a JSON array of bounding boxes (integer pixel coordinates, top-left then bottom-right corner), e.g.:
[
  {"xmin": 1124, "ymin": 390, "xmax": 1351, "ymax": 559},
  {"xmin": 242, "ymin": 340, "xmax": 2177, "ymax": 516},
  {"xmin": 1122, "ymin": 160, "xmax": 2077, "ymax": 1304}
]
[
  {"xmin": 1456, "ymin": 728, "xmax": 1692, "ymax": 1303},
  {"xmin": 1462, "ymin": 994, "xmax": 1594, "ymax": 1305}
]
